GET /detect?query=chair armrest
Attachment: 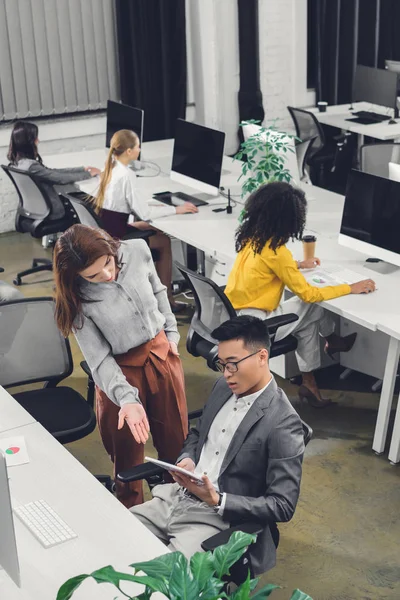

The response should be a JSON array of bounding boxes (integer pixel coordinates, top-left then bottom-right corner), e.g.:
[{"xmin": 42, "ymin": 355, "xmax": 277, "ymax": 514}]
[
  {"xmin": 122, "ymin": 228, "xmax": 156, "ymax": 241},
  {"xmin": 201, "ymin": 522, "xmax": 264, "ymax": 552},
  {"xmin": 0, "ymin": 267, "xmax": 4, "ymax": 273},
  {"xmin": 117, "ymin": 462, "xmax": 164, "ymax": 483},
  {"xmin": 80, "ymin": 360, "xmax": 92, "ymax": 378},
  {"xmin": 266, "ymin": 313, "xmax": 298, "ymax": 335},
  {"xmin": 188, "ymin": 408, "xmax": 203, "ymax": 421}
]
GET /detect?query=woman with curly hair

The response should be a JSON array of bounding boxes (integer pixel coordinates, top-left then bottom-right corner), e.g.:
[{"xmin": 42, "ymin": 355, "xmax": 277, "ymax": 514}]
[{"xmin": 225, "ymin": 182, "xmax": 376, "ymax": 407}]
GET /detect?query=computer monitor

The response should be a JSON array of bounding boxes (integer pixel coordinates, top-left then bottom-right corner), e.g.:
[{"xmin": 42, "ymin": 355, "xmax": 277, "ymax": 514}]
[
  {"xmin": 339, "ymin": 169, "xmax": 400, "ymax": 268},
  {"xmin": 0, "ymin": 451, "xmax": 20, "ymax": 587},
  {"xmin": 353, "ymin": 65, "xmax": 398, "ymax": 111},
  {"xmin": 170, "ymin": 119, "xmax": 225, "ymax": 196},
  {"xmin": 242, "ymin": 123, "xmax": 300, "ymax": 184},
  {"xmin": 106, "ymin": 100, "xmax": 144, "ymax": 150}
]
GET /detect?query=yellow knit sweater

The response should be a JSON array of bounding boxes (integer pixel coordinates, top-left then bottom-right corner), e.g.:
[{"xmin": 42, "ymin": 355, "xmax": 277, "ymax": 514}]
[{"xmin": 225, "ymin": 242, "xmax": 351, "ymax": 312}]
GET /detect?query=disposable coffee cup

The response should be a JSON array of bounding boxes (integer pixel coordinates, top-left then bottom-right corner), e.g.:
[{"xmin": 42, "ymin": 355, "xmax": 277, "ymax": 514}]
[
  {"xmin": 302, "ymin": 235, "xmax": 317, "ymax": 260},
  {"xmin": 317, "ymin": 101, "xmax": 328, "ymax": 113}
]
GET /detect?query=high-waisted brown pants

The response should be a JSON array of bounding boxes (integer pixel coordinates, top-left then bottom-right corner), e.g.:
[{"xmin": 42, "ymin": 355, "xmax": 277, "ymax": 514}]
[{"xmin": 95, "ymin": 330, "xmax": 188, "ymax": 508}]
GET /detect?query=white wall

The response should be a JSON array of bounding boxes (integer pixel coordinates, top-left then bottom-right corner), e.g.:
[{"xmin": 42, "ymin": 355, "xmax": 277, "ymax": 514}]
[{"xmin": 259, "ymin": 0, "xmax": 315, "ymax": 131}]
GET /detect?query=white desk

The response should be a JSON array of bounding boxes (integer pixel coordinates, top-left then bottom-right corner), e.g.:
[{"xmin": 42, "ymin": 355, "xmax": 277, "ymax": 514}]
[
  {"xmin": 46, "ymin": 141, "xmax": 400, "ymax": 460},
  {"xmin": 0, "ymin": 385, "xmax": 35, "ymax": 434},
  {"xmin": 308, "ymin": 102, "xmax": 400, "ymax": 141},
  {"xmin": 0, "ymin": 420, "xmax": 168, "ymax": 600}
]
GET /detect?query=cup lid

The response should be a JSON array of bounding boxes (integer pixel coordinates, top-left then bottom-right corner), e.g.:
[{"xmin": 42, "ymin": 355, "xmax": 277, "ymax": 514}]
[{"xmin": 302, "ymin": 235, "xmax": 317, "ymax": 242}]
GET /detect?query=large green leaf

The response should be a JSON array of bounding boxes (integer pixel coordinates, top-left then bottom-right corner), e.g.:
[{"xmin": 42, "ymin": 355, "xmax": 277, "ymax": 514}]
[
  {"xmin": 189, "ymin": 551, "xmax": 215, "ymax": 588},
  {"xmin": 90, "ymin": 565, "xmax": 169, "ymax": 596},
  {"xmin": 289, "ymin": 589, "xmax": 313, "ymax": 600},
  {"xmin": 56, "ymin": 574, "xmax": 90, "ymax": 600},
  {"xmin": 212, "ymin": 531, "xmax": 256, "ymax": 579},
  {"xmin": 195, "ymin": 576, "xmax": 225, "ymax": 600},
  {"xmin": 130, "ymin": 552, "xmax": 180, "ymax": 581},
  {"xmin": 229, "ymin": 573, "xmax": 259, "ymax": 600},
  {"xmin": 251, "ymin": 583, "xmax": 281, "ymax": 599},
  {"xmin": 168, "ymin": 553, "xmax": 199, "ymax": 600}
]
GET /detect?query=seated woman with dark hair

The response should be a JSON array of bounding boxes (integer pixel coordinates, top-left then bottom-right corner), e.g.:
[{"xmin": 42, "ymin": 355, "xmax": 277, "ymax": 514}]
[
  {"xmin": 225, "ymin": 182, "xmax": 376, "ymax": 407},
  {"xmin": 7, "ymin": 120, "xmax": 100, "ymax": 220}
]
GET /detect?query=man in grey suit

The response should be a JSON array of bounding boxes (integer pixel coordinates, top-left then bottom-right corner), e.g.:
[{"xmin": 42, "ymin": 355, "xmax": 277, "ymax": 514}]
[{"xmin": 131, "ymin": 315, "xmax": 304, "ymax": 575}]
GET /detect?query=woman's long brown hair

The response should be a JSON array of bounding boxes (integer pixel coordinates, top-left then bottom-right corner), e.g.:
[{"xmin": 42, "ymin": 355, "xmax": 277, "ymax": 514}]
[
  {"xmin": 93, "ymin": 129, "xmax": 139, "ymax": 213},
  {"xmin": 53, "ymin": 224, "xmax": 121, "ymax": 337}
]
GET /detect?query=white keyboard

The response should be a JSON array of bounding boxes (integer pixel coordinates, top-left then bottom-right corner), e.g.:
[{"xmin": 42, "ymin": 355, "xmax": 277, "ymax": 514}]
[{"xmin": 14, "ymin": 500, "xmax": 77, "ymax": 548}]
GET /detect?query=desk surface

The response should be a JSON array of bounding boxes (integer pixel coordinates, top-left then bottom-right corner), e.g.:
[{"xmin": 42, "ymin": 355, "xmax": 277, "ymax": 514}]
[
  {"xmin": 0, "ymin": 419, "xmax": 167, "ymax": 600},
  {"xmin": 0, "ymin": 386, "xmax": 35, "ymax": 434},
  {"xmin": 308, "ymin": 102, "xmax": 400, "ymax": 140}
]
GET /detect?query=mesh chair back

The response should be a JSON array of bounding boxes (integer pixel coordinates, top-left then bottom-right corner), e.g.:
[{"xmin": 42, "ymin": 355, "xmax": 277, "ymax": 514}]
[
  {"xmin": 62, "ymin": 194, "xmax": 102, "ymax": 229},
  {"xmin": 359, "ymin": 143, "xmax": 400, "ymax": 178},
  {"xmin": 0, "ymin": 298, "xmax": 73, "ymax": 388},
  {"xmin": 1, "ymin": 165, "xmax": 50, "ymax": 220},
  {"xmin": 287, "ymin": 107, "xmax": 324, "ymax": 156},
  {"xmin": 176, "ymin": 263, "xmax": 236, "ymax": 344}
]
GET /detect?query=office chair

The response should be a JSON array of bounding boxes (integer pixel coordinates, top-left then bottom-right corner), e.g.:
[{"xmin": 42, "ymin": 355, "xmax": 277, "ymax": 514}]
[
  {"xmin": 295, "ymin": 137, "xmax": 316, "ymax": 183},
  {"xmin": 0, "ymin": 297, "xmax": 96, "ymax": 441},
  {"xmin": 359, "ymin": 143, "xmax": 400, "ymax": 178},
  {"xmin": 174, "ymin": 263, "xmax": 299, "ymax": 370},
  {"xmin": 117, "ymin": 416, "xmax": 312, "ymax": 586},
  {"xmin": 1, "ymin": 166, "xmax": 73, "ymax": 286},
  {"xmin": 287, "ymin": 107, "xmax": 339, "ymax": 187},
  {"xmin": 61, "ymin": 193, "xmax": 160, "ymax": 257}
]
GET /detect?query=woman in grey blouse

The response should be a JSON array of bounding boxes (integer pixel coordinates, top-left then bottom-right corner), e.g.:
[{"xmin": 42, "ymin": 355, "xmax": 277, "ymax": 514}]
[
  {"xmin": 53, "ymin": 224, "xmax": 188, "ymax": 508},
  {"xmin": 7, "ymin": 121, "xmax": 100, "ymax": 220}
]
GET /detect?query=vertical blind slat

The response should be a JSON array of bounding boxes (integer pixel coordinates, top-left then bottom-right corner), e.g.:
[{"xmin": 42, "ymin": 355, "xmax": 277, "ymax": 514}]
[{"xmin": 0, "ymin": 0, "xmax": 119, "ymax": 120}]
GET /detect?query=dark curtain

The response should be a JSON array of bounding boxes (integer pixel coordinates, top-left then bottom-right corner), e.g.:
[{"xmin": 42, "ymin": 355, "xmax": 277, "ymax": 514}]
[
  {"xmin": 115, "ymin": 0, "xmax": 186, "ymax": 142},
  {"xmin": 314, "ymin": 0, "xmax": 400, "ymax": 106}
]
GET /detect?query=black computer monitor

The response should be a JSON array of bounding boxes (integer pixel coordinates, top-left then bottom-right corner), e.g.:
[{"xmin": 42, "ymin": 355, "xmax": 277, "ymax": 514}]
[
  {"xmin": 170, "ymin": 119, "xmax": 225, "ymax": 196},
  {"xmin": 338, "ymin": 169, "xmax": 400, "ymax": 267},
  {"xmin": 353, "ymin": 65, "xmax": 398, "ymax": 110},
  {"xmin": 106, "ymin": 100, "xmax": 144, "ymax": 149}
]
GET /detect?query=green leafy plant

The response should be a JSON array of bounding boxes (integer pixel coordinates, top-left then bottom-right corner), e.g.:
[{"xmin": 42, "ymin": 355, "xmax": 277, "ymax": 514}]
[
  {"xmin": 234, "ymin": 120, "xmax": 299, "ymax": 199},
  {"xmin": 56, "ymin": 531, "xmax": 312, "ymax": 600}
]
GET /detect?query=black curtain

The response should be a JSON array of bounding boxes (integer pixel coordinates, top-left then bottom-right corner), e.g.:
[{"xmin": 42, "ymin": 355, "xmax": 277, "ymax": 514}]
[
  {"xmin": 115, "ymin": 0, "xmax": 186, "ymax": 142},
  {"xmin": 314, "ymin": 0, "xmax": 400, "ymax": 106}
]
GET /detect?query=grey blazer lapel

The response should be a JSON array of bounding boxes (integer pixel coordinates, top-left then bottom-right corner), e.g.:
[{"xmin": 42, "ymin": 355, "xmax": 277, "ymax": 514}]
[{"xmin": 218, "ymin": 378, "xmax": 278, "ymax": 477}]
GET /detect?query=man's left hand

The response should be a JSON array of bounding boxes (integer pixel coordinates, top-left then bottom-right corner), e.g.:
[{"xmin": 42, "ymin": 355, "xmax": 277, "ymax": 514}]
[{"xmin": 170, "ymin": 471, "xmax": 220, "ymax": 507}]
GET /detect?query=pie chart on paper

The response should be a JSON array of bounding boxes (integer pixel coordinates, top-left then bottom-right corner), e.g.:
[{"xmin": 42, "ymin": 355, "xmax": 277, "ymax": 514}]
[{"xmin": 5, "ymin": 446, "xmax": 20, "ymax": 455}]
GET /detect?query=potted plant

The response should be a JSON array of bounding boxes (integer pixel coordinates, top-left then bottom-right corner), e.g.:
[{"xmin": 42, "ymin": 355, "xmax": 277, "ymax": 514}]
[
  {"xmin": 234, "ymin": 120, "xmax": 299, "ymax": 200},
  {"xmin": 57, "ymin": 531, "xmax": 312, "ymax": 600}
]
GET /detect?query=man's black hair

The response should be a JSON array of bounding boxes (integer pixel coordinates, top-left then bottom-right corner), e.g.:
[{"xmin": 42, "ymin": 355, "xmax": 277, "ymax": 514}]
[
  {"xmin": 212, "ymin": 316, "xmax": 270, "ymax": 351},
  {"xmin": 235, "ymin": 181, "xmax": 307, "ymax": 254}
]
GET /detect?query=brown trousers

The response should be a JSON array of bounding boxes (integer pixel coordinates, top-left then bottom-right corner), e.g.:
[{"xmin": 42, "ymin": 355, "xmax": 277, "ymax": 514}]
[{"xmin": 95, "ymin": 331, "xmax": 188, "ymax": 508}]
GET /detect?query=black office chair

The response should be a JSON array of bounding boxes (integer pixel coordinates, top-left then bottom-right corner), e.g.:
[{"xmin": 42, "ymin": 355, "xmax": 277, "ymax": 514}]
[
  {"xmin": 1, "ymin": 166, "xmax": 73, "ymax": 286},
  {"xmin": 61, "ymin": 193, "xmax": 160, "ymax": 259},
  {"xmin": 118, "ymin": 416, "xmax": 312, "ymax": 586},
  {"xmin": 0, "ymin": 297, "xmax": 97, "ymax": 439},
  {"xmin": 174, "ymin": 263, "xmax": 298, "ymax": 370},
  {"xmin": 287, "ymin": 107, "xmax": 340, "ymax": 187},
  {"xmin": 295, "ymin": 137, "xmax": 316, "ymax": 183},
  {"xmin": 359, "ymin": 142, "xmax": 400, "ymax": 178}
]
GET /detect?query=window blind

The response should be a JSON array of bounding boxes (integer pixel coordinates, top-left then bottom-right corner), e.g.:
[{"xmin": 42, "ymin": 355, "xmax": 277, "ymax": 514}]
[{"xmin": 0, "ymin": 0, "xmax": 120, "ymax": 121}]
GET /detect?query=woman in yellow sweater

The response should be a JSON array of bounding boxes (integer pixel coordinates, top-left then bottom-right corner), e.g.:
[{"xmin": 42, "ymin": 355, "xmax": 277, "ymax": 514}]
[{"xmin": 225, "ymin": 182, "xmax": 376, "ymax": 407}]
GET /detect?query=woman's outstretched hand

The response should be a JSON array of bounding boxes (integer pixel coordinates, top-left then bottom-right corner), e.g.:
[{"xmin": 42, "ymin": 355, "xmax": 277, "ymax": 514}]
[{"xmin": 118, "ymin": 403, "xmax": 150, "ymax": 444}]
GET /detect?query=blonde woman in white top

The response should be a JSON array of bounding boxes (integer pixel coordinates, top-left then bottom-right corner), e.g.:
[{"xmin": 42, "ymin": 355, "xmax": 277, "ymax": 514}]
[{"xmin": 93, "ymin": 129, "xmax": 198, "ymax": 312}]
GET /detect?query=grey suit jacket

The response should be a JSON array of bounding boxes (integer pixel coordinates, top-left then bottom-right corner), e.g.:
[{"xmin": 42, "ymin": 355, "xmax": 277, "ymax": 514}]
[
  {"xmin": 16, "ymin": 159, "xmax": 92, "ymax": 220},
  {"xmin": 179, "ymin": 377, "xmax": 304, "ymax": 575}
]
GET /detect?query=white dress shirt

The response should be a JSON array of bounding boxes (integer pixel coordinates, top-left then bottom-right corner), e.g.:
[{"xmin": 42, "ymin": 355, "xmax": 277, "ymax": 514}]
[
  {"xmin": 102, "ymin": 160, "xmax": 175, "ymax": 221},
  {"xmin": 195, "ymin": 378, "xmax": 273, "ymax": 514}
]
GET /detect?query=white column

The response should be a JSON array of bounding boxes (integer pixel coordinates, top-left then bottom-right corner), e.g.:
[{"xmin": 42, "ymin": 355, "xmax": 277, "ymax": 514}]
[{"xmin": 187, "ymin": 0, "xmax": 240, "ymax": 154}]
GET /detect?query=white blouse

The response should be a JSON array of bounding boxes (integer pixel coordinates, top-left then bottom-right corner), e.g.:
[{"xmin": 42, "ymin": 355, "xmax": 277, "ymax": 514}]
[{"xmin": 102, "ymin": 159, "xmax": 175, "ymax": 221}]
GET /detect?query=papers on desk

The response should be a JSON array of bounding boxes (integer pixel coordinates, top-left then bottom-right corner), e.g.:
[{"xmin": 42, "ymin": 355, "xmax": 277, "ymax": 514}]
[{"xmin": 0, "ymin": 436, "xmax": 29, "ymax": 467}]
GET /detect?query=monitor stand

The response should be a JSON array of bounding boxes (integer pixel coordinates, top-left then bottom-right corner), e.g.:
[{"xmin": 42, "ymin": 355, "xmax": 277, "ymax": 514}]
[{"xmin": 364, "ymin": 258, "xmax": 399, "ymax": 275}]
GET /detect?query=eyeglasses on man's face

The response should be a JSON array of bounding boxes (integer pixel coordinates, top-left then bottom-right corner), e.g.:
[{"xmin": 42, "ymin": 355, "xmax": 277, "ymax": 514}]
[{"xmin": 215, "ymin": 350, "xmax": 262, "ymax": 373}]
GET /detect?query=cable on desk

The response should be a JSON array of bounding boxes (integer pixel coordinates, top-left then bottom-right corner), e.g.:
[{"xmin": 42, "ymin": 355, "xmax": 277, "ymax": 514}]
[{"xmin": 136, "ymin": 161, "xmax": 162, "ymax": 178}]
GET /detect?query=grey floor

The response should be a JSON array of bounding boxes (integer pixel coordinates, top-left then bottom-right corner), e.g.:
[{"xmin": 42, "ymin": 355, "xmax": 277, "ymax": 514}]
[{"xmin": 1, "ymin": 231, "xmax": 400, "ymax": 600}]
